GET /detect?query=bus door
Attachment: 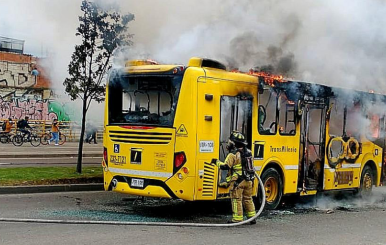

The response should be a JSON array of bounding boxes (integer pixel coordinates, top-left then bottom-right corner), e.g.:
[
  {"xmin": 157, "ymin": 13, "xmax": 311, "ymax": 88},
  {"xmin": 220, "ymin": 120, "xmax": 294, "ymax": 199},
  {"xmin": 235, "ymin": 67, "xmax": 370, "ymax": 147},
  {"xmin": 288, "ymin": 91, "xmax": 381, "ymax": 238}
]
[
  {"xmin": 300, "ymin": 101, "xmax": 326, "ymax": 191},
  {"xmin": 218, "ymin": 95, "xmax": 252, "ymax": 194}
]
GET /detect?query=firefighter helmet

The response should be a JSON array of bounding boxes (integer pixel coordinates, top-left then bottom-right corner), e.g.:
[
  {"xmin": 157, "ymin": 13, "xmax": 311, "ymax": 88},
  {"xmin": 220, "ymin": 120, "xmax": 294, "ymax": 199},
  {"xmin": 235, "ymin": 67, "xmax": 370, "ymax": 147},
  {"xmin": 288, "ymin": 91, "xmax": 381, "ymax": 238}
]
[{"xmin": 229, "ymin": 131, "xmax": 247, "ymax": 147}]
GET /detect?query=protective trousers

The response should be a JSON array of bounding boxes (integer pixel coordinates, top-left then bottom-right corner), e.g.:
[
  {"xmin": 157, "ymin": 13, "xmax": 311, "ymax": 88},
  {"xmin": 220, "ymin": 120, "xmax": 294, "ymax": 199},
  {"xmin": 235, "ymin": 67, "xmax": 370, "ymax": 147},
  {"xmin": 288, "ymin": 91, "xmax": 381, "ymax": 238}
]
[{"xmin": 230, "ymin": 180, "xmax": 256, "ymax": 222}]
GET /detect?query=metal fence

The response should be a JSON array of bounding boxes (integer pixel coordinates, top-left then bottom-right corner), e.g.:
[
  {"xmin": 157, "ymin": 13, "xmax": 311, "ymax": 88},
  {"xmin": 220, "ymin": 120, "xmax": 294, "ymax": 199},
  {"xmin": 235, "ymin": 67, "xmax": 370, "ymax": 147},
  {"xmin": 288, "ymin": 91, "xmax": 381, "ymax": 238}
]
[{"xmin": 1, "ymin": 119, "xmax": 103, "ymax": 142}]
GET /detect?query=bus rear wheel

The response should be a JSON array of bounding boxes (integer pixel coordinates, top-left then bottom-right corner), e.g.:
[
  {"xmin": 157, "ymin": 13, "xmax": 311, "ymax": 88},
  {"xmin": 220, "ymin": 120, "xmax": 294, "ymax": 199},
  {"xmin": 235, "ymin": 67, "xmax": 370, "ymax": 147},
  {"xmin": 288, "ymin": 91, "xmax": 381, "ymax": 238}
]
[
  {"xmin": 358, "ymin": 166, "xmax": 374, "ymax": 197},
  {"xmin": 260, "ymin": 168, "xmax": 283, "ymax": 209}
]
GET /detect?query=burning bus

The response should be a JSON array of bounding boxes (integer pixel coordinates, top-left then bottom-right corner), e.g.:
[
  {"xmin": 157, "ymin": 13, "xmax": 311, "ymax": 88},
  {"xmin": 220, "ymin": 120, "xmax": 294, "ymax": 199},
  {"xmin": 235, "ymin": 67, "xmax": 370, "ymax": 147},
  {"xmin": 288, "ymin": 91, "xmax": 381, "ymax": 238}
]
[{"xmin": 102, "ymin": 57, "xmax": 386, "ymax": 209}]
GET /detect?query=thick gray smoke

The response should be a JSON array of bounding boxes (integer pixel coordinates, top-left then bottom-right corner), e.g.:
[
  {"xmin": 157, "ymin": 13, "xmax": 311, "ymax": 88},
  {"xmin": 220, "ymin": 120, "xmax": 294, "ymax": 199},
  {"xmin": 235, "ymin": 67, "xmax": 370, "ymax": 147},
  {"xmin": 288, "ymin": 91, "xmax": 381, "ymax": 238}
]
[{"xmin": 2, "ymin": 0, "xmax": 386, "ymax": 94}]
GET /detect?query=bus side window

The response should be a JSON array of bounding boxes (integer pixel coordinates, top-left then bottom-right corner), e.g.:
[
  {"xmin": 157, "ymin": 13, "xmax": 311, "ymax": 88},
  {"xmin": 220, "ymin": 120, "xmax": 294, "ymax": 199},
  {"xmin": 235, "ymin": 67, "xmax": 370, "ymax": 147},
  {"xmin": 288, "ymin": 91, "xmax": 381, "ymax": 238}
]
[
  {"xmin": 278, "ymin": 93, "xmax": 296, "ymax": 135},
  {"xmin": 367, "ymin": 113, "xmax": 380, "ymax": 139},
  {"xmin": 328, "ymin": 98, "xmax": 344, "ymax": 137},
  {"xmin": 346, "ymin": 100, "xmax": 361, "ymax": 138},
  {"xmin": 258, "ymin": 89, "xmax": 277, "ymax": 135}
]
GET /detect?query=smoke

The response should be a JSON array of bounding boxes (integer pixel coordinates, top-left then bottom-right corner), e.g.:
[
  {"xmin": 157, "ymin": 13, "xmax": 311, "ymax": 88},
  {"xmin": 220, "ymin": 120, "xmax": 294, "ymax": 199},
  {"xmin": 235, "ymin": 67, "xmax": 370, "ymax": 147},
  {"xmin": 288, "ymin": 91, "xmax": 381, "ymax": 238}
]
[
  {"xmin": 296, "ymin": 187, "xmax": 386, "ymax": 211},
  {"xmin": 115, "ymin": 0, "xmax": 386, "ymax": 92}
]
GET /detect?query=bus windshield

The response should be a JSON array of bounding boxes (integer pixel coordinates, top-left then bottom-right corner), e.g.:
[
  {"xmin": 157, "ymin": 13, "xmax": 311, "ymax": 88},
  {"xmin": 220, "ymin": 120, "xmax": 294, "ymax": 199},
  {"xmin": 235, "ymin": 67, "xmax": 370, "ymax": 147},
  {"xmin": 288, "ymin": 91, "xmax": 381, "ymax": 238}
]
[{"xmin": 108, "ymin": 74, "xmax": 183, "ymax": 127}]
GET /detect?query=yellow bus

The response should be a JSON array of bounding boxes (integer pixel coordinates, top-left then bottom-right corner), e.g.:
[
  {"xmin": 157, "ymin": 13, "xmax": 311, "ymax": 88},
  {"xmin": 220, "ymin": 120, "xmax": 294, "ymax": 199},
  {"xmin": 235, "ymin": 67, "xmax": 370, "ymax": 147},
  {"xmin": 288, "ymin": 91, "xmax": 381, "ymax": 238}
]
[{"xmin": 102, "ymin": 57, "xmax": 386, "ymax": 209}]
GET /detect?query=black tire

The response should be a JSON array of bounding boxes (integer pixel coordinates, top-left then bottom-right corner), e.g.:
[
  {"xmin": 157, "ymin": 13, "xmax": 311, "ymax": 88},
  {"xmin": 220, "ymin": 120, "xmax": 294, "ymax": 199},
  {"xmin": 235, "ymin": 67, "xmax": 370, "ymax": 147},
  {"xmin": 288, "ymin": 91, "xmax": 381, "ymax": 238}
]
[
  {"xmin": 59, "ymin": 133, "xmax": 66, "ymax": 145},
  {"xmin": 40, "ymin": 133, "xmax": 51, "ymax": 145},
  {"xmin": 260, "ymin": 168, "xmax": 283, "ymax": 210},
  {"xmin": 0, "ymin": 134, "xmax": 9, "ymax": 144},
  {"xmin": 358, "ymin": 166, "xmax": 374, "ymax": 198},
  {"xmin": 12, "ymin": 135, "xmax": 24, "ymax": 146},
  {"xmin": 30, "ymin": 135, "xmax": 41, "ymax": 147}
]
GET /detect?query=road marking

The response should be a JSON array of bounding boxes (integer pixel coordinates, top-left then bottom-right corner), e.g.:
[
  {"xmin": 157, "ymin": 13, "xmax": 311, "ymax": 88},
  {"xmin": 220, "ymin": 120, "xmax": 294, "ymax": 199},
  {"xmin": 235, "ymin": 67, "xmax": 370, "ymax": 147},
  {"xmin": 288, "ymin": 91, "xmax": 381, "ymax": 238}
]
[{"xmin": 0, "ymin": 162, "xmax": 11, "ymax": 165}]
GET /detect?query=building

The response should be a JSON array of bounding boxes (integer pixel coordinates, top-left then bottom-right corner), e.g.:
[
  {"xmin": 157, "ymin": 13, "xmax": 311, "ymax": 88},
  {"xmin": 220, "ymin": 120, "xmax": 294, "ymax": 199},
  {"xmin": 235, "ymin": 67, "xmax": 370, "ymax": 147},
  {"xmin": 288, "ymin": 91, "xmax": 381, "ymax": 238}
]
[{"xmin": 0, "ymin": 36, "xmax": 70, "ymax": 121}]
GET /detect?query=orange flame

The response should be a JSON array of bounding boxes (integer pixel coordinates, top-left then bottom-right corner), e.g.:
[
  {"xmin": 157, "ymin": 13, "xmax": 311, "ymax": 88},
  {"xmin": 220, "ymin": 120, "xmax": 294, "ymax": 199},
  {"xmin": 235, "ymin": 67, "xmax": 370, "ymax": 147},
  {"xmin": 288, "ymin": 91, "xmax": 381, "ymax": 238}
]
[
  {"xmin": 247, "ymin": 69, "xmax": 284, "ymax": 86},
  {"xmin": 230, "ymin": 69, "xmax": 285, "ymax": 86}
]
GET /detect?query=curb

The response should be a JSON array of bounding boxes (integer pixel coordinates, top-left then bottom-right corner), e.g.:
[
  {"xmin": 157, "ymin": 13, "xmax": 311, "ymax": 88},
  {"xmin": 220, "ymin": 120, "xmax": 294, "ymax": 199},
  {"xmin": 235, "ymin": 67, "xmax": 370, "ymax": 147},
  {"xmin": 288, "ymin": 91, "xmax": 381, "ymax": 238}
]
[{"xmin": 0, "ymin": 183, "xmax": 104, "ymax": 195}]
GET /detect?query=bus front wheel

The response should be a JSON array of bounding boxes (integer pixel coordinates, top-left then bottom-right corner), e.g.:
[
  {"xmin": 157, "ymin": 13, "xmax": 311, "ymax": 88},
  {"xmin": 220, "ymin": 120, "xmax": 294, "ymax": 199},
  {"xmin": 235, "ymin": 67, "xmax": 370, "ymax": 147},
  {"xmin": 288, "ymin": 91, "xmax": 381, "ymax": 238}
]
[{"xmin": 260, "ymin": 168, "xmax": 283, "ymax": 209}]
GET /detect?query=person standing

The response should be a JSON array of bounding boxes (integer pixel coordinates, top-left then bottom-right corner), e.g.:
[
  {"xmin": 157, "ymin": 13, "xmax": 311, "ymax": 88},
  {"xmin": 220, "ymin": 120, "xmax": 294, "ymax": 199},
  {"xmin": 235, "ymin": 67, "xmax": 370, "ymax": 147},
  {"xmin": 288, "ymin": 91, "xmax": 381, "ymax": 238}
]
[
  {"xmin": 87, "ymin": 122, "xmax": 97, "ymax": 144},
  {"xmin": 215, "ymin": 131, "xmax": 256, "ymax": 224},
  {"xmin": 48, "ymin": 119, "xmax": 59, "ymax": 146}
]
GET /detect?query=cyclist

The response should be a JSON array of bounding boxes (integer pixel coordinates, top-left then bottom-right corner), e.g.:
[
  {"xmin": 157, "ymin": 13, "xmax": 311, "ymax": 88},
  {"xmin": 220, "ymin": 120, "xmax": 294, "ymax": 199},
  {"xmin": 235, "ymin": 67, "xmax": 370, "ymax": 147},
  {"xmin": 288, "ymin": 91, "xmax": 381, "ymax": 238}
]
[
  {"xmin": 2, "ymin": 118, "xmax": 13, "ymax": 134},
  {"xmin": 47, "ymin": 118, "xmax": 59, "ymax": 146},
  {"xmin": 17, "ymin": 116, "xmax": 32, "ymax": 141}
]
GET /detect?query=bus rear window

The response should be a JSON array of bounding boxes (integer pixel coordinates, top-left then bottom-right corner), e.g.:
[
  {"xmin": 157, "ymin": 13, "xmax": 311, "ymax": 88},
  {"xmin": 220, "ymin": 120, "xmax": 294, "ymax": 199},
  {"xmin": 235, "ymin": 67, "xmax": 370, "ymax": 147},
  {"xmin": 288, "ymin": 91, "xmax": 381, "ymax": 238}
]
[{"xmin": 108, "ymin": 75, "xmax": 183, "ymax": 127}]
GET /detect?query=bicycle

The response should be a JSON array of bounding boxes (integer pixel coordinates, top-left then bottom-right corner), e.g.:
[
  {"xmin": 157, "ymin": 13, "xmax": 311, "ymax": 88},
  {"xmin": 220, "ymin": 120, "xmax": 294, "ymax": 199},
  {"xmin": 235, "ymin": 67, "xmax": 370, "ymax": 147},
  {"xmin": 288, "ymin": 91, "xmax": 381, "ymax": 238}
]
[
  {"xmin": 40, "ymin": 131, "xmax": 66, "ymax": 145},
  {"xmin": 0, "ymin": 132, "xmax": 13, "ymax": 144},
  {"xmin": 12, "ymin": 130, "xmax": 41, "ymax": 147}
]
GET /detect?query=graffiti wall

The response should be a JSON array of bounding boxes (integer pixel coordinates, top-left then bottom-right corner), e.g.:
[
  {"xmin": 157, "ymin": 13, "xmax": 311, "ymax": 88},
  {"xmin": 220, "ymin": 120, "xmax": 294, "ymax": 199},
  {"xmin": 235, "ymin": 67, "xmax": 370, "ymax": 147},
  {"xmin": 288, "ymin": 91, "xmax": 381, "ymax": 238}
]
[
  {"xmin": 0, "ymin": 97, "xmax": 70, "ymax": 121},
  {"xmin": 0, "ymin": 50, "xmax": 71, "ymax": 121},
  {"xmin": 0, "ymin": 61, "xmax": 37, "ymax": 88}
]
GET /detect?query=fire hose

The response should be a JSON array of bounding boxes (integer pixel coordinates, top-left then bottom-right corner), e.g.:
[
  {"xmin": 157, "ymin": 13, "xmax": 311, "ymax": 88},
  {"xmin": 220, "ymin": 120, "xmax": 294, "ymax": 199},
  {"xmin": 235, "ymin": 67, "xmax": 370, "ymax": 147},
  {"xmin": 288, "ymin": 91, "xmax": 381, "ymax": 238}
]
[{"xmin": 0, "ymin": 173, "xmax": 266, "ymax": 227}]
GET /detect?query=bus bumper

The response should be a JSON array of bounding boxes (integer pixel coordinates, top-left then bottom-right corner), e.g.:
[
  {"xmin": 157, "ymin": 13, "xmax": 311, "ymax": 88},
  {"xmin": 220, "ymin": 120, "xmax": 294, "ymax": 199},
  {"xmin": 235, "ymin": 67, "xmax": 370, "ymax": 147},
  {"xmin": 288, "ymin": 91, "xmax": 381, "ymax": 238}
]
[{"xmin": 103, "ymin": 170, "xmax": 175, "ymax": 199}]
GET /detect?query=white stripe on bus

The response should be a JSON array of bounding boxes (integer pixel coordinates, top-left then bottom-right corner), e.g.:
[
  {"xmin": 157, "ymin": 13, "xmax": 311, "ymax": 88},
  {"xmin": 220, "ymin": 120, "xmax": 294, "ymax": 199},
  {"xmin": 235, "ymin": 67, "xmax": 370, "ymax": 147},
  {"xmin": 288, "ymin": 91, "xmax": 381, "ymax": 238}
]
[
  {"xmin": 254, "ymin": 165, "xmax": 298, "ymax": 171},
  {"xmin": 341, "ymin": 163, "xmax": 361, "ymax": 169},
  {"xmin": 109, "ymin": 167, "xmax": 172, "ymax": 178}
]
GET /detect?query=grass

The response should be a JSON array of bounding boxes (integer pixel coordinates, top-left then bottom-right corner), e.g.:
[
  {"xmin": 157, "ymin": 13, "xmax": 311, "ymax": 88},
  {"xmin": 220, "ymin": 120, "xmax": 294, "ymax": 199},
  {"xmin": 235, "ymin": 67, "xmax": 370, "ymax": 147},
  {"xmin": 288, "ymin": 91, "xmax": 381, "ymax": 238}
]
[{"xmin": 0, "ymin": 166, "xmax": 103, "ymax": 186}]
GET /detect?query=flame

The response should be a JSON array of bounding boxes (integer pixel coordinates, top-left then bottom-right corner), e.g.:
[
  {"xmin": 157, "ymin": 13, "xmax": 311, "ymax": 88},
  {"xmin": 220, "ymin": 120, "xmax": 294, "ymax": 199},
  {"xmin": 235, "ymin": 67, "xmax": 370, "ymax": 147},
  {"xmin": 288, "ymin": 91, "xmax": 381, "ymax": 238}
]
[
  {"xmin": 248, "ymin": 69, "xmax": 284, "ymax": 86},
  {"xmin": 231, "ymin": 68, "xmax": 284, "ymax": 86}
]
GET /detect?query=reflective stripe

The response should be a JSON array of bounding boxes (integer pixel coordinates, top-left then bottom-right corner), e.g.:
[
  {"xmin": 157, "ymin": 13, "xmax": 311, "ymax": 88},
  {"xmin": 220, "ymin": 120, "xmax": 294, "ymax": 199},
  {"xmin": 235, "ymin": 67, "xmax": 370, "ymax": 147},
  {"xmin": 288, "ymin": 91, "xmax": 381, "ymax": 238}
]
[
  {"xmin": 109, "ymin": 167, "xmax": 172, "ymax": 178},
  {"xmin": 284, "ymin": 165, "xmax": 298, "ymax": 170},
  {"xmin": 254, "ymin": 166, "xmax": 262, "ymax": 171},
  {"xmin": 246, "ymin": 211, "xmax": 256, "ymax": 218},
  {"xmin": 232, "ymin": 200, "xmax": 238, "ymax": 215},
  {"xmin": 325, "ymin": 164, "xmax": 361, "ymax": 169},
  {"xmin": 379, "ymin": 162, "xmax": 383, "ymax": 168},
  {"xmin": 341, "ymin": 163, "xmax": 361, "ymax": 169},
  {"xmin": 232, "ymin": 215, "xmax": 243, "ymax": 221}
]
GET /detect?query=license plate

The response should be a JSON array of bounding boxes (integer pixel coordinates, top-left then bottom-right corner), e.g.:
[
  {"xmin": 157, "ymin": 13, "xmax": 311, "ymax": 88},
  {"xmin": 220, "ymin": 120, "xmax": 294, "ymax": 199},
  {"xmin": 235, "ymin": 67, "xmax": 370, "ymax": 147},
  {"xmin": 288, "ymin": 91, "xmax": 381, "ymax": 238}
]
[{"xmin": 131, "ymin": 178, "xmax": 144, "ymax": 188}]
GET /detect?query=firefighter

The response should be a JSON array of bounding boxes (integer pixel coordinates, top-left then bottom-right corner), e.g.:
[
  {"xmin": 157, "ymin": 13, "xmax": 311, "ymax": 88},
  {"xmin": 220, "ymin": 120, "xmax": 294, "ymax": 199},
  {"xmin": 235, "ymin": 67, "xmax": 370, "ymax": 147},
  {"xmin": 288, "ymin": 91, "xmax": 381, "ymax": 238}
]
[{"xmin": 215, "ymin": 131, "xmax": 256, "ymax": 224}]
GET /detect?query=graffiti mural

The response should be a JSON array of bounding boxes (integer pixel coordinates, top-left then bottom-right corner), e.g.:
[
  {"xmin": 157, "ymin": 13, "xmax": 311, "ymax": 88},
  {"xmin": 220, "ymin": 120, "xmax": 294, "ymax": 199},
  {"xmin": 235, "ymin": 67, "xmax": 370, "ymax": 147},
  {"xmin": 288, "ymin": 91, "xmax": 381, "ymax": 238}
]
[
  {"xmin": 0, "ymin": 97, "xmax": 70, "ymax": 121},
  {"xmin": 0, "ymin": 61, "xmax": 37, "ymax": 88},
  {"xmin": 0, "ymin": 50, "xmax": 72, "ymax": 121}
]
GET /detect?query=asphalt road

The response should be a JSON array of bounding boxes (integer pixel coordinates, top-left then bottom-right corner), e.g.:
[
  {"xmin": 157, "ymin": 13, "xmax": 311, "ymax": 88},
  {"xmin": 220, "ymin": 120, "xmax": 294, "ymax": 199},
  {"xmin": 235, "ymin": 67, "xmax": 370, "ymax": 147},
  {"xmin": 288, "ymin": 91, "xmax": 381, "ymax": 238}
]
[
  {"xmin": 0, "ymin": 142, "xmax": 101, "ymax": 167},
  {"xmin": 1, "ymin": 188, "xmax": 386, "ymax": 245}
]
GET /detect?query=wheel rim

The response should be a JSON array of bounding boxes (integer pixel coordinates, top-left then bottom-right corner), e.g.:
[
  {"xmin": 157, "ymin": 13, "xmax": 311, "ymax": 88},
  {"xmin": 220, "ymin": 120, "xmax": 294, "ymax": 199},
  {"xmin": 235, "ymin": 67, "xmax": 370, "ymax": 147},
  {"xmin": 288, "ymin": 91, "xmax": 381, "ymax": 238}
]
[
  {"xmin": 363, "ymin": 173, "xmax": 372, "ymax": 191},
  {"xmin": 265, "ymin": 177, "xmax": 278, "ymax": 203}
]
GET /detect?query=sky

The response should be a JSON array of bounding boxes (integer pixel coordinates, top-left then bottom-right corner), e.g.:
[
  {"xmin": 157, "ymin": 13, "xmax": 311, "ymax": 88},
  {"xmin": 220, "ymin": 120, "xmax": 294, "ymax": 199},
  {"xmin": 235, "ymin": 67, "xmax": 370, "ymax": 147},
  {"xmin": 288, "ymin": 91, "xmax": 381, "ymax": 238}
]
[{"xmin": 1, "ymin": 0, "xmax": 386, "ymax": 94}]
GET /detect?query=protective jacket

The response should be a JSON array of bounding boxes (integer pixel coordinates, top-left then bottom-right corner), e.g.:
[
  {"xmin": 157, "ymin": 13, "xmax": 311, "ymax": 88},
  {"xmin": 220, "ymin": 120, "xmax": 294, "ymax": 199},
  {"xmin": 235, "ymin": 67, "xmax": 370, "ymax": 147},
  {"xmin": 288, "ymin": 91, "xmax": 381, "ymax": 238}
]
[{"xmin": 217, "ymin": 149, "xmax": 243, "ymax": 183}]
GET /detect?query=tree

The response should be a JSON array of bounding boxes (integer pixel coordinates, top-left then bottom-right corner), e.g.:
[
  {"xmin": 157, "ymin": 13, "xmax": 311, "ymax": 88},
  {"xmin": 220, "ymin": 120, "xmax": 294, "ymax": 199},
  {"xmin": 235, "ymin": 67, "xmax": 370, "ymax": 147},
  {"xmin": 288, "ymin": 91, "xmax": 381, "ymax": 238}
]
[{"xmin": 64, "ymin": 0, "xmax": 134, "ymax": 173}]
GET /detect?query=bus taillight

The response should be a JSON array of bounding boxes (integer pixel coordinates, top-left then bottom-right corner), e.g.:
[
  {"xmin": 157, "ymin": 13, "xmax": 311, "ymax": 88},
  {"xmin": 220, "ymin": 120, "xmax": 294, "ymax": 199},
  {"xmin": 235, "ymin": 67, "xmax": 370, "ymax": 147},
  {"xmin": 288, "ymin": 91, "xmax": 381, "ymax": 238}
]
[
  {"xmin": 103, "ymin": 147, "xmax": 108, "ymax": 167},
  {"xmin": 174, "ymin": 152, "xmax": 186, "ymax": 173}
]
